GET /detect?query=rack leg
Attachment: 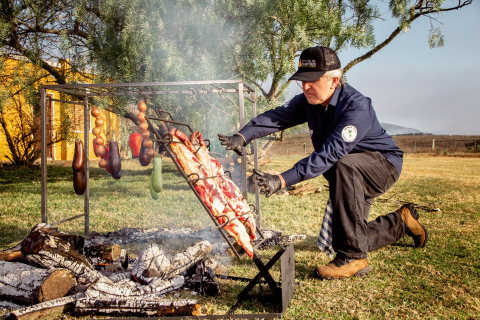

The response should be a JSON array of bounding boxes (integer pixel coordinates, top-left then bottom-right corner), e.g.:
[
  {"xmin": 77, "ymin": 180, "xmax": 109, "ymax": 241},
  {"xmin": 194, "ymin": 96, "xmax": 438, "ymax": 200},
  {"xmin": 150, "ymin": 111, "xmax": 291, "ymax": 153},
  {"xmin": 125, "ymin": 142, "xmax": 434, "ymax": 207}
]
[{"xmin": 236, "ymin": 248, "xmax": 285, "ymax": 302}]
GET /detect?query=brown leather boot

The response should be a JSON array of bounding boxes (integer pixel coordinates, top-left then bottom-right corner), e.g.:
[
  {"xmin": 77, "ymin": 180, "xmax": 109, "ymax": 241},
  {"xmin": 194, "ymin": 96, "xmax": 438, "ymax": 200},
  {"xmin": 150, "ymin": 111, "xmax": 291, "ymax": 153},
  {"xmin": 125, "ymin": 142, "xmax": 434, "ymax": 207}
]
[
  {"xmin": 314, "ymin": 258, "xmax": 370, "ymax": 280},
  {"xmin": 396, "ymin": 204, "xmax": 428, "ymax": 248}
]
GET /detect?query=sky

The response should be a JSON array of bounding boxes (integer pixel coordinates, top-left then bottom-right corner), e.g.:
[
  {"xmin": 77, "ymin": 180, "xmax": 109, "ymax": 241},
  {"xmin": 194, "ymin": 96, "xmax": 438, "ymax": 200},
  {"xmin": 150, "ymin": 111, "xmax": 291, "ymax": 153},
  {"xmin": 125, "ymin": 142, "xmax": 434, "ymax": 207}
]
[{"xmin": 286, "ymin": 0, "xmax": 480, "ymax": 135}]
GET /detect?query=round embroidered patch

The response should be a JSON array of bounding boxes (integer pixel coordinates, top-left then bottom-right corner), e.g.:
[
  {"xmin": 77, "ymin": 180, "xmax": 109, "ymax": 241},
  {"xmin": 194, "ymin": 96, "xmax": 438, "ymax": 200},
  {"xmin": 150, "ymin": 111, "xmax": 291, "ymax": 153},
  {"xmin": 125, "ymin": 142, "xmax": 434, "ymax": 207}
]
[{"xmin": 342, "ymin": 126, "xmax": 357, "ymax": 142}]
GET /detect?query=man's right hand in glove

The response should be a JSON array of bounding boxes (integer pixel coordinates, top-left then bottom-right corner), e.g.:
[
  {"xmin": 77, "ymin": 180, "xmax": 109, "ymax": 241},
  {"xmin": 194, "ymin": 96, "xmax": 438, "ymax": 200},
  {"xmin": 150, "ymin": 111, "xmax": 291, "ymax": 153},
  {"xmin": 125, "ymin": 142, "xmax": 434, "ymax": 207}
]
[
  {"xmin": 218, "ymin": 133, "xmax": 246, "ymax": 156},
  {"xmin": 253, "ymin": 169, "xmax": 286, "ymax": 197}
]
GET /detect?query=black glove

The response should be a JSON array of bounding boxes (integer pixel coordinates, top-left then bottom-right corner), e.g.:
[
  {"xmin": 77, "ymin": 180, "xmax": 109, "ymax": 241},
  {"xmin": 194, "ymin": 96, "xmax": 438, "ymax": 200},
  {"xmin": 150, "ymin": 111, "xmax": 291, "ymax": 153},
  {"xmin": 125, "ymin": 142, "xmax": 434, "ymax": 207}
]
[
  {"xmin": 218, "ymin": 133, "xmax": 245, "ymax": 156},
  {"xmin": 253, "ymin": 169, "xmax": 282, "ymax": 197}
]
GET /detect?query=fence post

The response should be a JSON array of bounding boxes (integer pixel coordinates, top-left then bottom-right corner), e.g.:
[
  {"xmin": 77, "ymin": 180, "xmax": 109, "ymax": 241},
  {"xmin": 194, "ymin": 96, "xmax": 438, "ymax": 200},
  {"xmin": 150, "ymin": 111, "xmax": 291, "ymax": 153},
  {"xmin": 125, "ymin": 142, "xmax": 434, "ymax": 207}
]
[
  {"xmin": 414, "ymin": 142, "xmax": 416, "ymax": 153},
  {"xmin": 475, "ymin": 140, "xmax": 477, "ymax": 153},
  {"xmin": 432, "ymin": 139, "xmax": 435, "ymax": 151},
  {"xmin": 304, "ymin": 143, "xmax": 306, "ymax": 154}
]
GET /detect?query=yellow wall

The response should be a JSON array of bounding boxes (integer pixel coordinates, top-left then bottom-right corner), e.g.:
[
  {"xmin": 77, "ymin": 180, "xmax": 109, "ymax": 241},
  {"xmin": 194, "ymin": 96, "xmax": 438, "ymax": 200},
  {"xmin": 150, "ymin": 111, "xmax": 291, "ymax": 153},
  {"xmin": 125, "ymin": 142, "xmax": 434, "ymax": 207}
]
[{"xmin": 0, "ymin": 57, "xmax": 121, "ymax": 163}]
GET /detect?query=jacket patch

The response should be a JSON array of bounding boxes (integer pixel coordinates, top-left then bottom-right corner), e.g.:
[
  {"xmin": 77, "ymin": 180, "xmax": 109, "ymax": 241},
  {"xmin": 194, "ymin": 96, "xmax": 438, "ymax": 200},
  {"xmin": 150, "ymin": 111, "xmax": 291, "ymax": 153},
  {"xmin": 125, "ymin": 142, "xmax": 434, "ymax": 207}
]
[{"xmin": 342, "ymin": 126, "xmax": 357, "ymax": 142}]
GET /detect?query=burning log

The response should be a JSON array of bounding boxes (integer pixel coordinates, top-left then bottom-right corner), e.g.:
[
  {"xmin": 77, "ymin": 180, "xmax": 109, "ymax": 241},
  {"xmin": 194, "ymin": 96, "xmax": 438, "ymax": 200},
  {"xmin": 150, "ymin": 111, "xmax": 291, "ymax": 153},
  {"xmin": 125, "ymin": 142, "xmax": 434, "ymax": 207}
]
[
  {"xmin": 85, "ymin": 276, "xmax": 184, "ymax": 299},
  {"xmin": 184, "ymin": 262, "xmax": 220, "ymax": 297},
  {"xmin": 132, "ymin": 241, "xmax": 213, "ymax": 284},
  {"xmin": 0, "ymin": 224, "xmax": 53, "ymax": 262},
  {"xmin": 0, "ymin": 243, "xmax": 24, "ymax": 262},
  {"xmin": 21, "ymin": 225, "xmax": 109, "ymax": 285},
  {"xmin": 81, "ymin": 242, "xmax": 123, "ymax": 271},
  {"xmin": 0, "ymin": 301, "xmax": 22, "ymax": 311},
  {"xmin": 131, "ymin": 244, "xmax": 172, "ymax": 284},
  {"xmin": 105, "ymin": 271, "xmax": 131, "ymax": 283},
  {"xmin": 0, "ymin": 261, "xmax": 76, "ymax": 305},
  {"xmin": 75, "ymin": 298, "xmax": 200, "ymax": 317},
  {"xmin": 166, "ymin": 240, "xmax": 213, "ymax": 279},
  {"xmin": 5, "ymin": 293, "xmax": 83, "ymax": 320}
]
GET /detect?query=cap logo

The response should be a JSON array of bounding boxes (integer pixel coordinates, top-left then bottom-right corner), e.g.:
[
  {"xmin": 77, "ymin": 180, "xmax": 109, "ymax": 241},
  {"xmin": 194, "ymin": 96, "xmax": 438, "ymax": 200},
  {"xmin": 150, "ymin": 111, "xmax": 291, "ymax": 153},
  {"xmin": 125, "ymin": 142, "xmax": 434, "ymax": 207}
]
[
  {"xmin": 300, "ymin": 60, "xmax": 316, "ymax": 68},
  {"xmin": 342, "ymin": 125, "xmax": 357, "ymax": 142}
]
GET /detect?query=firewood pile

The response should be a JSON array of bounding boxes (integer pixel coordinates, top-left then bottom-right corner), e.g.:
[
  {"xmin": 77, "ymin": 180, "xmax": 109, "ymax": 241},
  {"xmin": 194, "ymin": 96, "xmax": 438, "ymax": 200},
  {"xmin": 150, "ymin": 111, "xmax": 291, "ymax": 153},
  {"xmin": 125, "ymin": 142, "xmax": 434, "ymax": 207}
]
[{"xmin": 0, "ymin": 223, "xmax": 305, "ymax": 319}]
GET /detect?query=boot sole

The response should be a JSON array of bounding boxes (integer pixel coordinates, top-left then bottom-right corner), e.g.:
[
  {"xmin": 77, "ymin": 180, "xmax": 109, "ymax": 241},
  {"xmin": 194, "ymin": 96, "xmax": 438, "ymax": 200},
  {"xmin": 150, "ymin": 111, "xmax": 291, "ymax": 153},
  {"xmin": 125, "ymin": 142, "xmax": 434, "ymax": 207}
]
[{"xmin": 314, "ymin": 266, "xmax": 370, "ymax": 280}]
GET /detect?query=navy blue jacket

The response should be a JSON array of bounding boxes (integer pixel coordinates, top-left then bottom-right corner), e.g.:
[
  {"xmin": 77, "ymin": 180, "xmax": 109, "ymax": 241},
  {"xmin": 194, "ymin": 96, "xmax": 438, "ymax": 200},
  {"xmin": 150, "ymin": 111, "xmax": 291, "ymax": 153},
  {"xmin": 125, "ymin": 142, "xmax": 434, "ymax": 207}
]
[{"xmin": 238, "ymin": 84, "xmax": 404, "ymax": 186}]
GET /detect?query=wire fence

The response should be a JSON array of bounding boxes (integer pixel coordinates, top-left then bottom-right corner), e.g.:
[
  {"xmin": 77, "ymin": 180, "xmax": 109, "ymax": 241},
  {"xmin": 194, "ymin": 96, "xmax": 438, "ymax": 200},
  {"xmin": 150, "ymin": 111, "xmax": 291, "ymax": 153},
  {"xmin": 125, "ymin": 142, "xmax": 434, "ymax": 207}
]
[{"xmin": 265, "ymin": 134, "xmax": 480, "ymax": 156}]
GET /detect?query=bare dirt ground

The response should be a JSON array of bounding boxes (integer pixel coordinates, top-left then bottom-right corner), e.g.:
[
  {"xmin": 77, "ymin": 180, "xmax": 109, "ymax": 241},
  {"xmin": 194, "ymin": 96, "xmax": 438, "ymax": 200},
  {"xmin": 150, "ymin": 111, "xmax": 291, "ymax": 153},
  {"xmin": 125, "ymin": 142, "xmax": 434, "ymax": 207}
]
[{"xmin": 267, "ymin": 133, "xmax": 480, "ymax": 156}]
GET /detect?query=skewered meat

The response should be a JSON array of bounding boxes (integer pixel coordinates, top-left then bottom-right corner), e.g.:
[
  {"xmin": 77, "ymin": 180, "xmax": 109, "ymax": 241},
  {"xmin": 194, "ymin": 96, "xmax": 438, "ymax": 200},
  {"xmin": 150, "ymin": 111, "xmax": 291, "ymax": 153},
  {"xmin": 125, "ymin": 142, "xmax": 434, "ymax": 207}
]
[
  {"xmin": 190, "ymin": 131, "xmax": 257, "ymax": 241},
  {"xmin": 168, "ymin": 129, "xmax": 254, "ymax": 257}
]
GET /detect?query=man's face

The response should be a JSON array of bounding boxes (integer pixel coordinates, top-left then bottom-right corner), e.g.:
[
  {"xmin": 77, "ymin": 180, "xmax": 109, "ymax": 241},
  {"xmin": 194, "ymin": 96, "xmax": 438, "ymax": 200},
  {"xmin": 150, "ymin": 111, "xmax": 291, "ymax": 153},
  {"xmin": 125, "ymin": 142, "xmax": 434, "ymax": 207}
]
[{"xmin": 302, "ymin": 76, "xmax": 338, "ymax": 106}]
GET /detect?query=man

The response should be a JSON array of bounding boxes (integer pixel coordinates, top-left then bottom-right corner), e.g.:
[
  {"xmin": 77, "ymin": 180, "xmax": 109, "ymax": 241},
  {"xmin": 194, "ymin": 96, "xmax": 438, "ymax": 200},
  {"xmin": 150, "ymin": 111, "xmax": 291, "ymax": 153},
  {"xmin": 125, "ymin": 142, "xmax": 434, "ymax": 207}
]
[{"xmin": 219, "ymin": 46, "xmax": 428, "ymax": 280}]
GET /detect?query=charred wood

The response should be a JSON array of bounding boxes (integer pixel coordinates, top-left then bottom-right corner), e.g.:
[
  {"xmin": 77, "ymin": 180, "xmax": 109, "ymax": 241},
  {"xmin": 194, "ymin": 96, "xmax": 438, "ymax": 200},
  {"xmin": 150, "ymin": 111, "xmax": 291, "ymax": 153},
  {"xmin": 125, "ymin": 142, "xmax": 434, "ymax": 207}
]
[
  {"xmin": 254, "ymin": 230, "xmax": 306, "ymax": 250},
  {"xmin": 0, "ymin": 301, "xmax": 22, "ymax": 311},
  {"xmin": 5, "ymin": 293, "xmax": 83, "ymax": 320},
  {"xmin": 75, "ymin": 298, "xmax": 200, "ymax": 317},
  {"xmin": 0, "ymin": 261, "xmax": 76, "ymax": 305},
  {"xmin": 0, "ymin": 243, "xmax": 24, "ymax": 262},
  {"xmin": 131, "ymin": 244, "xmax": 172, "ymax": 284},
  {"xmin": 85, "ymin": 276, "xmax": 184, "ymax": 299},
  {"xmin": 184, "ymin": 262, "xmax": 219, "ymax": 297},
  {"xmin": 81, "ymin": 243, "xmax": 121, "ymax": 263},
  {"xmin": 25, "ymin": 250, "xmax": 107, "ymax": 285},
  {"xmin": 21, "ymin": 225, "xmax": 87, "ymax": 266},
  {"xmin": 165, "ymin": 241, "xmax": 213, "ymax": 279}
]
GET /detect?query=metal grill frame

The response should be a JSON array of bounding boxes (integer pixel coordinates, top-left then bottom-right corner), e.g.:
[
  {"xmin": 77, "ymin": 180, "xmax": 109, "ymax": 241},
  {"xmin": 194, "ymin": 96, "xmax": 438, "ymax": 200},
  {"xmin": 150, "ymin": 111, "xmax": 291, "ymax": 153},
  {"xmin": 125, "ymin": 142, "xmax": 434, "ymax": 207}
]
[{"xmin": 38, "ymin": 80, "xmax": 261, "ymax": 234}]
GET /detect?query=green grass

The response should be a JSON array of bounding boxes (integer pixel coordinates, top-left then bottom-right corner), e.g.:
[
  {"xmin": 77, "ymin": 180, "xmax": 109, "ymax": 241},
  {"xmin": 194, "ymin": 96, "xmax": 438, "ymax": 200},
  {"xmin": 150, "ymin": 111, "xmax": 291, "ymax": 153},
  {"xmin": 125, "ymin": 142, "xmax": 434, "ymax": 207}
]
[{"xmin": 1, "ymin": 155, "xmax": 480, "ymax": 319}]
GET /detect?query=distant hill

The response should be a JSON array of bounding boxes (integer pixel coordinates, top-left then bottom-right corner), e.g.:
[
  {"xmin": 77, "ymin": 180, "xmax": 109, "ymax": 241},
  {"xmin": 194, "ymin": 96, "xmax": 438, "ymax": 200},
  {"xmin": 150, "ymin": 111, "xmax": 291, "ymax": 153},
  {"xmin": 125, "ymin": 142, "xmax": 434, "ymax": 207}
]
[{"xmin": 380, "ymin": 123, "xmax": 422, "ymax": 136}]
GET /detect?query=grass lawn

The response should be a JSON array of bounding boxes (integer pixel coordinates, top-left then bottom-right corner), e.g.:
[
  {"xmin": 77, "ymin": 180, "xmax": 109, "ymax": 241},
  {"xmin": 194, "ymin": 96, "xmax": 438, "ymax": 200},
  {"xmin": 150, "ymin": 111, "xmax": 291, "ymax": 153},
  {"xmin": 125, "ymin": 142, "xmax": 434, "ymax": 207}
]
[{"xmin": 0, "ymin": 154, "xmax": 479, "ymax": 319}]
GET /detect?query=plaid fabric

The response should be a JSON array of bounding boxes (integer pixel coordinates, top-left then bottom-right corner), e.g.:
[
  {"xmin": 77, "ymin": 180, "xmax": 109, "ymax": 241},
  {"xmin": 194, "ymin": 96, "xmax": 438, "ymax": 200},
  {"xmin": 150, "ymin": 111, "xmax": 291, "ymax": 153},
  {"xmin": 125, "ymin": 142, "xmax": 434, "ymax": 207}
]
[{"xmin": 317, "ymin": 197, "xmax": 335, "ymax": 258}]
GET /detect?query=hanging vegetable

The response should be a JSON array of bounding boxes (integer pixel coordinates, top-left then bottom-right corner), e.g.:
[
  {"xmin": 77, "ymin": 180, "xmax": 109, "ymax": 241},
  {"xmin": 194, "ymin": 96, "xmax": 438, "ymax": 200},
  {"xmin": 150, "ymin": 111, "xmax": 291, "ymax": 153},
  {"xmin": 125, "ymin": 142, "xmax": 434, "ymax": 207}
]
[
  {"xmin": 73, "ymin": 170, "xmax": 87, "ymax": 195},
  {"xmin": 139, "ymin": 140, "xmax": 151, "ymax": 166},
  {"xmin": 101, "ymin": 144, "xmax": 111, "ymax": 173},
  {"xmin": 151, "ymin": 157, "xmax": 163, "ymax": 193},
  {"xmin": 72, "ymin": 139, "xmax": 84, "ymax": 172},
  {"xmin": 149, "ymin": 173, "xmax": 160, "ymax": 200},
  {"xmin": 129, "ymin": 133, "xmax": 142, "ymax": 158},
  {"xmin": 138, "ymin": 100, "xmax": 147, "ymax": 112},
  {"xmin": 108, "ymin": 140, "xmax": 122, "ymax": 179},
  {"xmin": 72, "ymin": 139, "xmax": 86, "ymax": 195}
]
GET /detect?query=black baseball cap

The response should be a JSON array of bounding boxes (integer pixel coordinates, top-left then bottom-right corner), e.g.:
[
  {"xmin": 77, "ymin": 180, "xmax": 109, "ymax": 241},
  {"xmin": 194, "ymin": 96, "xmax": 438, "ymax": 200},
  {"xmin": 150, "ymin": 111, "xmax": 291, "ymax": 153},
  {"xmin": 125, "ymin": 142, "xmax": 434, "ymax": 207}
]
[{"xmin": 288, "ymin": 47, "xmax": 341, "ymax": 82}]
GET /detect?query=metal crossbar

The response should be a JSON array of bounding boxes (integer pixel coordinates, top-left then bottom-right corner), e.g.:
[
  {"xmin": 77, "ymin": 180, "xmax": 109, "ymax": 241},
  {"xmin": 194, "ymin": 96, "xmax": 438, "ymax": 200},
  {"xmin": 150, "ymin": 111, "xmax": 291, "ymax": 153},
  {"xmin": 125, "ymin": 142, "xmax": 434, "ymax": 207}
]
[{"xmin": 38, "ymin": 80, "xmax": 259, "ymax": 234}]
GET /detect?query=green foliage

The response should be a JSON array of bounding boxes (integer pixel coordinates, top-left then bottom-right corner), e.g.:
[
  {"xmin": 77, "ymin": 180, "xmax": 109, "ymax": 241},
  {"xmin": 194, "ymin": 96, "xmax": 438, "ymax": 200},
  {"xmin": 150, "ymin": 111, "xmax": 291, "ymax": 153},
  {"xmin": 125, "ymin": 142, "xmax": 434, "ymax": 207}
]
[
  {"xmin": 428, "ymin": 27, "xmax": 445, "ymax": 48},
  {"xmin": 0, "ymin": 57, "xmax": 74, "ymax": 165}
]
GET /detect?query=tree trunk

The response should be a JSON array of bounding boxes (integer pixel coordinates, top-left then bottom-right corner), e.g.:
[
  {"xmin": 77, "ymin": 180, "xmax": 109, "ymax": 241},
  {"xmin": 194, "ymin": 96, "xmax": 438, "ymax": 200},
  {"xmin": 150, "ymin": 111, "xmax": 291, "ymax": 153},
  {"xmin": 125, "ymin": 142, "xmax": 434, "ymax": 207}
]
[
  {"xmin": 0, "ymin": 261, "xmax": 76, "ymax": 305},
  {"xmin": 75, "ymin": 298, "xmax": 200, "ymax": 317}
]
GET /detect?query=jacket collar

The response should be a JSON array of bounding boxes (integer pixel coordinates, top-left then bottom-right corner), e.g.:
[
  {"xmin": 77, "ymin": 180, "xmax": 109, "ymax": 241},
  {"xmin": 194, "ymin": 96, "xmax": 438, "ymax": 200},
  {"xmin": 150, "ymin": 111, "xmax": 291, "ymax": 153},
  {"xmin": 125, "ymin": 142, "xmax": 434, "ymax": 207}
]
[{"xmin": 329, "ymin": 86, "xmax": 342, "ymax": 107}]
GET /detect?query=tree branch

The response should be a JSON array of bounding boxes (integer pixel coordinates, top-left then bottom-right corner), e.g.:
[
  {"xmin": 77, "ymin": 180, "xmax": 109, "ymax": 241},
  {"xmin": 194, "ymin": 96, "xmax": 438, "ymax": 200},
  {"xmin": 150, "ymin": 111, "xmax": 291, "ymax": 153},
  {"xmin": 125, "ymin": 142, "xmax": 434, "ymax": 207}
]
[{"xmin": 343, "ymin": 0, "xmax": 473, "ymax": 73}]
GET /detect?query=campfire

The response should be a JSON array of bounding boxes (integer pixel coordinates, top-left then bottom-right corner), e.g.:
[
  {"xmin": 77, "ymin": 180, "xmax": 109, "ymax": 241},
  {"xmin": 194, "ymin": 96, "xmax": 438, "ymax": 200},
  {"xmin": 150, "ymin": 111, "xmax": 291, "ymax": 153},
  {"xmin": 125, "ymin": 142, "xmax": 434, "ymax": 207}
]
[{"xmin": 0, "ymin": 223, "xmax": 304, "ymax": 319}]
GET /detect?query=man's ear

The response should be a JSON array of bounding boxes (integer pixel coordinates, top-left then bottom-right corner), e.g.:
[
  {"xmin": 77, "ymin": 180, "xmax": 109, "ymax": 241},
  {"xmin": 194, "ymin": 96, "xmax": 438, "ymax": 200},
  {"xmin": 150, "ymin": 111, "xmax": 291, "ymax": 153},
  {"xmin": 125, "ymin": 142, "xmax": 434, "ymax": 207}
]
[{"xmin": 331, "ymin": 77, "xmax": 340, "ymax": 89}]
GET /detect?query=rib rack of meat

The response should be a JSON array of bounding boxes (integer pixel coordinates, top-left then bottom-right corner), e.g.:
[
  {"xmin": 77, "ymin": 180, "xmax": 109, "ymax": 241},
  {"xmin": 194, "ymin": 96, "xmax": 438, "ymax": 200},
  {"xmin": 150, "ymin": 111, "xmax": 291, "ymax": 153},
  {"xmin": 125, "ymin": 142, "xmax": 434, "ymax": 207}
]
[{"xmin": 144, "ymin": 109, "xmax": 267, "ymax": 259}]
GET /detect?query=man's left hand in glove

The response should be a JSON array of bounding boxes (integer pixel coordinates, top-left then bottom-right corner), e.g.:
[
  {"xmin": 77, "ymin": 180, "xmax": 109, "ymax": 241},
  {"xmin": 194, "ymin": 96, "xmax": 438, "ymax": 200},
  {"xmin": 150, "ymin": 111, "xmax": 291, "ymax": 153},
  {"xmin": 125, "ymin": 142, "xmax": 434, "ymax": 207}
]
[{"xmin": 253, "ymin": 169, "xmax": 286, "ymax": 197}]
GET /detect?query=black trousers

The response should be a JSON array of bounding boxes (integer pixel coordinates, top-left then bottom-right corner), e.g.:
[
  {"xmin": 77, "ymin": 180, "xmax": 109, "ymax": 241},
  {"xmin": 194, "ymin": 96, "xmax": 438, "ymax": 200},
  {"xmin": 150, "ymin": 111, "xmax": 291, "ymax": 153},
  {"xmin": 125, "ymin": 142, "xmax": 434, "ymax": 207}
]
[{"xmin": 323, "ymin": 151, "xmax": 404, "ymax": 260}]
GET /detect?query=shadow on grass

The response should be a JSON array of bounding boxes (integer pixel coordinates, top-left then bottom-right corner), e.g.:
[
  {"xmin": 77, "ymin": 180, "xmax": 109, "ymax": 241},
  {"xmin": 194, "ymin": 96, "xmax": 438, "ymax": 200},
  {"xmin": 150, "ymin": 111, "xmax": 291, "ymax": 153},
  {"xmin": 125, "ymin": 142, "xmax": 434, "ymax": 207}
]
[{"xmin": 0, "ymin": 224, "xmax": 33, "ymax": 249}]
